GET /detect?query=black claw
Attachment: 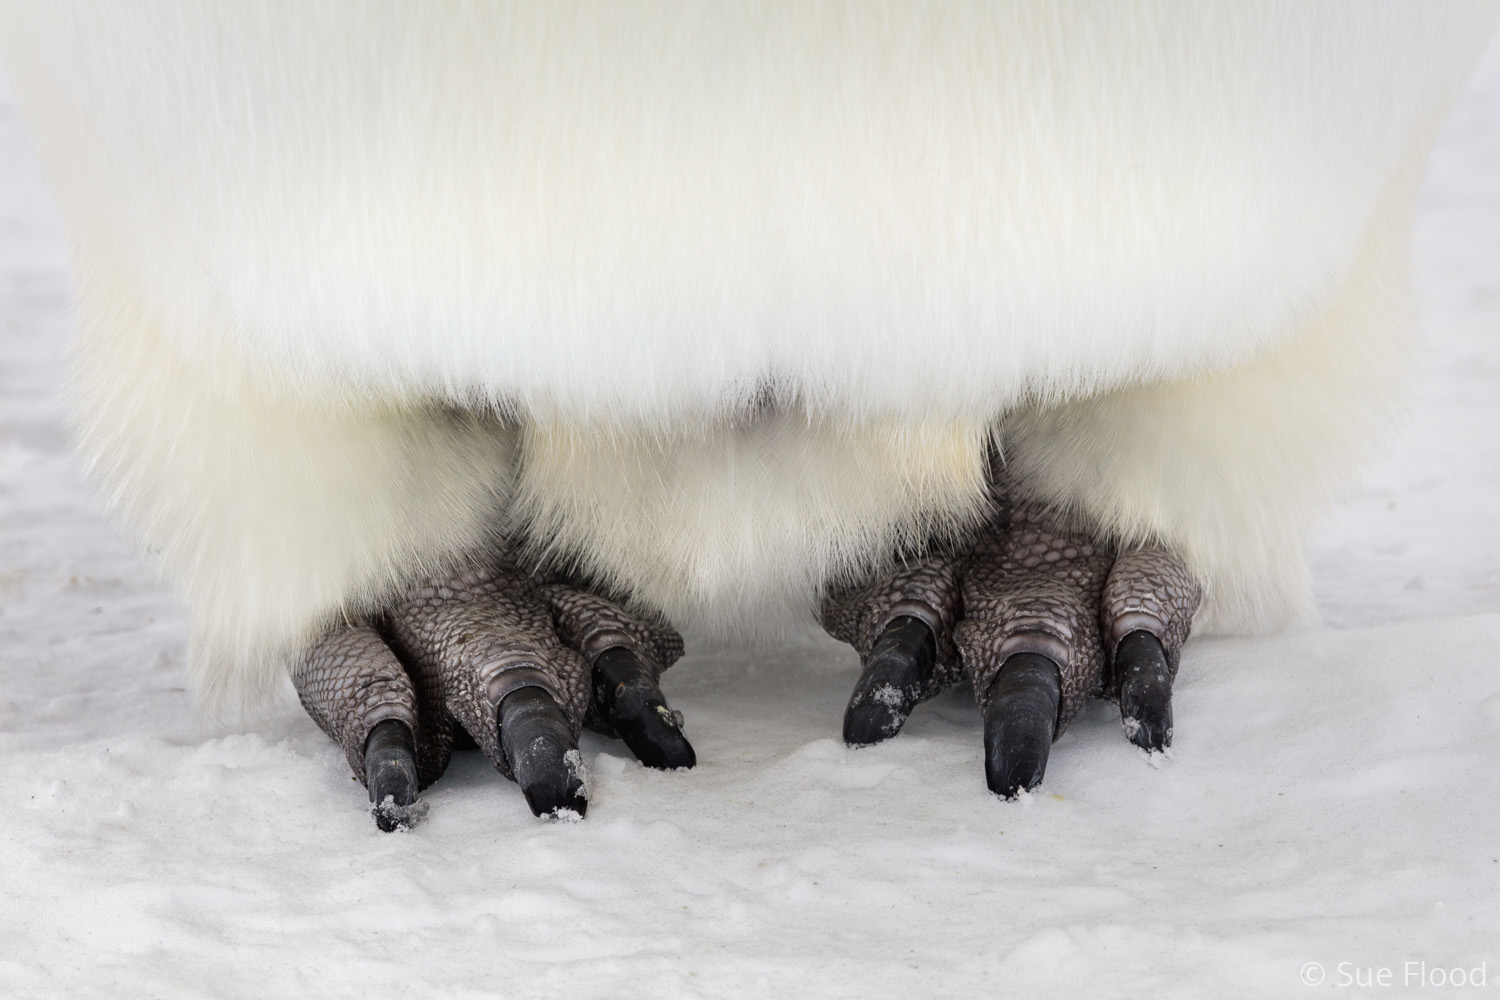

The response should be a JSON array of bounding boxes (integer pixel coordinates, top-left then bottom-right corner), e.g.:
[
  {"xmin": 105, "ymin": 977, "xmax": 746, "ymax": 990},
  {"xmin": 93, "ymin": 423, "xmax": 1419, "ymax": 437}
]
[
  {"xmin": 983, "ymin": 653, "xmax": 1062, "ymax": 799},
  {"xmin": 499, "ymin": 687, "xmax": 589, "ymax": 819},
  {"xmin": 843, "ymin": 616, "xmax": 936, "ymax": 747},
  {"xmin": 592, "ymin": 647, "xmax": 697, "ymax": 770},
  {"xmin": 1115, "ymin": 630, "xmax": 1173, "ymax": 752},
  {"xmin": 364, "ymin": 719, "xmax": 423, "ymax": 832}
]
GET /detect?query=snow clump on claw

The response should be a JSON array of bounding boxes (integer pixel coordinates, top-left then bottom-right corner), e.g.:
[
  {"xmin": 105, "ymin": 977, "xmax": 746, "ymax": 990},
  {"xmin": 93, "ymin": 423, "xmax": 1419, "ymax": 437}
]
[
  {"xmin": 564, "ymin": 748, "xmax": 591, "ymax": 800},
  {"xmin": 371, "ymin": 795, "xmax": 429, "ymax": 832}
]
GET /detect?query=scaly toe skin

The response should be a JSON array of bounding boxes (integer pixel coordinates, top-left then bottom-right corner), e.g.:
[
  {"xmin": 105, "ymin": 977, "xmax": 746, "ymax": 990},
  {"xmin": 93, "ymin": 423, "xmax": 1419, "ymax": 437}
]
[
  {"xmin": 500, "ymin": 687, "xmax": 589, "ymax": 819},
  {"xmin": 982, "ymin": 653, "xmax": 1062, "ymax": 798},
  {"xmin": 592, "ymin": 647, "xmax": 696, "ymax": 770},
  {"xmin": 822, "ymin": 552, "xmax": 965, "ymax": 742},
  {"xmin": 843, "ymin": 616, "xmax": 936, "ymax": 746},
  {"xmin": 539, "ymin": 581, "xmax": 693, "ymax": 769},
  {"xmin": 297, "ymin": 559, "xmax": 690, "ymax": 826},
  {"xmin": 294, "ymin": 625, "xmax": 449, "ymax": 831},
  {"xmin": 1100, "ymin": 547, "xmax": 1202, "ymax": 752},
  {"xmin": 364, "ymin": 719, "xmax": 425, "ymax": 831},
  {"xmin": 956, "ymin": 502, "xmax": 1114, "ymax": 787},
  {"xmin": 1115, "ymin": 630, "xmax": 1173, "ymax": 752},
  {"xmin": 388, "ymin": 562, "xmax": 590, "ymax": 769}
]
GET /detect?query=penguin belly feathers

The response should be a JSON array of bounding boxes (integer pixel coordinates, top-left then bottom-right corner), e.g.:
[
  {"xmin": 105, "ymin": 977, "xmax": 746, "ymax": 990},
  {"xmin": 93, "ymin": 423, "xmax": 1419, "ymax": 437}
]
[{"xmin": 1, "ymin": 2, "xmax": 1496, "ymax": 711}]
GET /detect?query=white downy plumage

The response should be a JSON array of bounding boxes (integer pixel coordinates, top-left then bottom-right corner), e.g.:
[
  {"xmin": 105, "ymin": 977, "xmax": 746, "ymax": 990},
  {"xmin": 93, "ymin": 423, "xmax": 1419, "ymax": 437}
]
[{"xmin": 0, "ymin": 2, "xmax": 1496, "ymax": 713}]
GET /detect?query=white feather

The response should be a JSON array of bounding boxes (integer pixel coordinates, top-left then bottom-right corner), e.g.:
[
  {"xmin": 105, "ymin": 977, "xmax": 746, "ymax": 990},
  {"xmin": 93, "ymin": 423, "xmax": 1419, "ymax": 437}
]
[{"xmin": 1, "ymin": 1, "xmax": 1495, "ymax": 710}]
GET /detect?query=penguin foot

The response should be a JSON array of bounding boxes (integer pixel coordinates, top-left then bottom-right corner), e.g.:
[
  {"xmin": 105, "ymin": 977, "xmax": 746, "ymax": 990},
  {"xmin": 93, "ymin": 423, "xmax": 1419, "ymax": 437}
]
[
  {"xmin": 294, "ymin": 559, "xmax": 692, "ymax": 830},
  {"xmin": 823, "ymin": 493, "xmax": 1201, "ymax": 797}
]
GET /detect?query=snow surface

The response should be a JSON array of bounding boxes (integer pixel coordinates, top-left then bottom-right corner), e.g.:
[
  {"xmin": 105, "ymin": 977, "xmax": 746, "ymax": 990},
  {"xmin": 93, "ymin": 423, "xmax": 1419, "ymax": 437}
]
[{"xmin": 3, "ymin": 43, "xmax": 1499, "ymax": 1000}]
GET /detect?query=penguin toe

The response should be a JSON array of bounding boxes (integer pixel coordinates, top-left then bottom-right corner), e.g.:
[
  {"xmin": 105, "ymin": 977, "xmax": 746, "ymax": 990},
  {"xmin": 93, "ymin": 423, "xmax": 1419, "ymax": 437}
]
[
  {"xmin": 294, "ymin": 625, "xmax": 447, "ymax": 832},
  {"xmin": 955, "ymin": 502, "xmax": 1113, "ymax": 799},
  {"xmin": 821, "ymin": 553, "xmax": 964, "ymax": 746},
  {"xmin": 591, "ymin": 647, "xmax": 696, "ymax": 769},
  {"xmin": 1113, "ymin": 631, "xmax": 1174, "ymax": 752},
  {"xmin": 981, "ymin": 652, "xmax": 1063, "ymax": 799},
  {"xmin": 364, "ymin": 718, "xmax": 424, "ymax": 831},
  {"xmin": 1099, "ymin": 547, "xmax": 1201, "ymax": 753},
  {"xmin": 842, "ymin": 615, "xmax": 937, "ymax": 746}
]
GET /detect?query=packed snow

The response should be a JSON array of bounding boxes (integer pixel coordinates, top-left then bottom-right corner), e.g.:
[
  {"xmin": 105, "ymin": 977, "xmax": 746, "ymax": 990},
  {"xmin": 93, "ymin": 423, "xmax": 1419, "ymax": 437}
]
[{"xmin": 2, "ymin": 42, "xmax": 1499, "ymax": 1000}]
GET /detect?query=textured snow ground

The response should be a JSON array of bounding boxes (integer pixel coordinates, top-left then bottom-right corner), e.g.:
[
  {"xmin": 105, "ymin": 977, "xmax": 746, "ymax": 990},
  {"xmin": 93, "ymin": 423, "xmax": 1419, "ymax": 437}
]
[{"xmin": 3, "ymin": 44, "xmax": 1499, "ymax": 1000}]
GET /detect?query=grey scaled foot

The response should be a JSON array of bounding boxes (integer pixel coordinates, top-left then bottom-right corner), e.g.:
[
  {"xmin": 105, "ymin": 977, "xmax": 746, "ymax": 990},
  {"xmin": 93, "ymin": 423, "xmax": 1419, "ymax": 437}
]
[
  {"xmin": 823, "ymin": 483, "xmax": 1203, "ymax": 798},
  {"xmin": 294, "ymin": 558, "xmax": 692, "ymax": 830}
]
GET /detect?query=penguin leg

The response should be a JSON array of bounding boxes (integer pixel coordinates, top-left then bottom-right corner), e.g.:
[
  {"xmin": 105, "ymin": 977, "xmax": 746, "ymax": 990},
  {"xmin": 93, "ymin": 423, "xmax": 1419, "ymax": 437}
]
[{"xmin": 294, "ymin": 560, "xmax": 692, "ymax": 831}]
